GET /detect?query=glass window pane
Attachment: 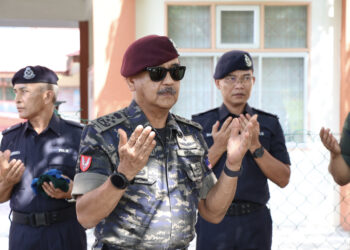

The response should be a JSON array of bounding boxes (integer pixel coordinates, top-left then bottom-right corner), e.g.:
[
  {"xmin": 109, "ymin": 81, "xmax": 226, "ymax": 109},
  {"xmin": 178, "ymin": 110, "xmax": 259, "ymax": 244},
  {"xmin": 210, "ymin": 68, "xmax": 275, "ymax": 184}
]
[
  {"xmin": 5, "ymin": 87, "xmax": 15, "ymax": 100},
  {"xmin": 221, "ymin": 11, "xmax": 254, "ymax": 44},
  {"xmin": 264, "ymin": 6, "xmax": 307, "ymax": 48},
  {"xmin": 168, "ymin": 6, "xmax": 211, "ymax": 48},
  {"xmin": 261, "ymin": 57, "xmax": 304, "ymax": 140},
  {"xmin": 172, "ymin": 57, "xmax": 214, "ymax": 118}
]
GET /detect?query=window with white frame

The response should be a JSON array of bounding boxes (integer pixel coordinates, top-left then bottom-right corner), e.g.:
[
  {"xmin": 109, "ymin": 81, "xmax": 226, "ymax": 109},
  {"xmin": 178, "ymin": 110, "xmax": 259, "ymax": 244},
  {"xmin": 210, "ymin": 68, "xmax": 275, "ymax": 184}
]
[
  {"xmin": 216, "ymin": 5, "xmax": 260, "ymax": 48},
  {"xmin": 167, "ymin": 3, "xmax": 308, "ymax": 141}
]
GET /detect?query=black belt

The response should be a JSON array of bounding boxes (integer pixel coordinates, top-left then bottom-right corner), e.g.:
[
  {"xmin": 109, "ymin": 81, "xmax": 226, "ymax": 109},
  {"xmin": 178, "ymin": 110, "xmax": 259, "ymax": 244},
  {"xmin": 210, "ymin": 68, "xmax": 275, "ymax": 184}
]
[
  {"xmin": 226, "ymin": 201, "xmax": 265, "ymax": 216},
  {"xmin": 11, "ymin": 206, "xmax": 76, "ymax": 227}
]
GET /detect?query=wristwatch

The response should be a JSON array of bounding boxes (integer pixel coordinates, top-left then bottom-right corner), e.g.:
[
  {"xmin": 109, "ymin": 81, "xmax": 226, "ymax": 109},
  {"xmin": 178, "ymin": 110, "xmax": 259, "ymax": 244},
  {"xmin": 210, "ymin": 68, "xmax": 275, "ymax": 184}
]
[
  {"xmin": 110, "ymin": 172, "xmax": 133, "ymax": 190},
  {"xmin": 252, "ymin": 146, "xmax": 264, "ymax": 158}
]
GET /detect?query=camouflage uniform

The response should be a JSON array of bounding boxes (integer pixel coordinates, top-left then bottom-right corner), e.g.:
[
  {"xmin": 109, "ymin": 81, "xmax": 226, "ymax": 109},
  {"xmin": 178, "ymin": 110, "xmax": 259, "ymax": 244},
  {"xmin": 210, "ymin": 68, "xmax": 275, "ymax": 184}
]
[
  {"xmin": 341, "ymin": 112, "xmax": 350, "ymax": 167},
  {"xmin": 72, "ymin": 100, "xmax": 217, "ymax": 250}
]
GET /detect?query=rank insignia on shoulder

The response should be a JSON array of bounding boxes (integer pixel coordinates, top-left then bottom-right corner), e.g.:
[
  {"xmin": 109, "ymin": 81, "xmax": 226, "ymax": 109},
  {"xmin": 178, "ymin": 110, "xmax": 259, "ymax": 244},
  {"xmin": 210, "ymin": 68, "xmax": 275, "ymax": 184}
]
[{"xmin": 80, "ymin": 155, "xmax": 92, "ymax": 172}]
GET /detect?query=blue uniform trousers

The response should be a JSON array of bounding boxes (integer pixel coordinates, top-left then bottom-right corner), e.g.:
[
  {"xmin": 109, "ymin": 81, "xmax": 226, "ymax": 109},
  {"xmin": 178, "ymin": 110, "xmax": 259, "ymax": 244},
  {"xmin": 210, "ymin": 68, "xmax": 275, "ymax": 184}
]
[
  {"xmin": 196, "ymin": 206, "xmax": 272, "ymax": 250},
  {"xmin": 9, "ymin": 218, "xmax": 86, "ymax": 250}
]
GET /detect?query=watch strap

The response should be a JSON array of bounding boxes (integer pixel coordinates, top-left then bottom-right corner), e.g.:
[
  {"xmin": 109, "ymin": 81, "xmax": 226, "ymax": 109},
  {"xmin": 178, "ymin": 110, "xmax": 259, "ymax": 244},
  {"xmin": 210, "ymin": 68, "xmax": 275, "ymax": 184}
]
[{"xmin": 223, "ymin": 164, "xmax": 242, "ymax": 177}]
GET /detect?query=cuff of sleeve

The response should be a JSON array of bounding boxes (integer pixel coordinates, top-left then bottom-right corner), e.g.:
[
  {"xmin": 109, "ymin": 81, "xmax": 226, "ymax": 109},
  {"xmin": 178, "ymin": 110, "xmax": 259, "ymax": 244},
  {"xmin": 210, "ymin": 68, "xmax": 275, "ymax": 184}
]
[
  {"xmin": 71, "ymin": 172, "xmax": 108, "ymax": 199},
  {"xmin": 199, "ymin": 172, "xmax": 217, "ymax": 199}
]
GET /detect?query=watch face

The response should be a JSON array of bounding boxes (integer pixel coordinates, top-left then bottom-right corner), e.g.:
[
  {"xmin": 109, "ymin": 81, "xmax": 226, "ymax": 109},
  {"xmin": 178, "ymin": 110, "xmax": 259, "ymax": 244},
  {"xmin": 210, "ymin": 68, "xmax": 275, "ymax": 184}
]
[
  {"xmin": 254, "ymin": 147, "xmax": 264, "ymax": 158},
  {"xmin": 111, "ymin": 173, "xmax": 128, "ymax": 189}
]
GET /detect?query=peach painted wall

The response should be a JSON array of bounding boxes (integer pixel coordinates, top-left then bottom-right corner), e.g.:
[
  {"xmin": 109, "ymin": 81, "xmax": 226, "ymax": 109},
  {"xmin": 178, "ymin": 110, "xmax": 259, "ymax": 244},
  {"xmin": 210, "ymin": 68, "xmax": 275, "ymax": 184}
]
[{"xmin": 92, "ymin": 0, "xmax": 134, "ymax": 118}]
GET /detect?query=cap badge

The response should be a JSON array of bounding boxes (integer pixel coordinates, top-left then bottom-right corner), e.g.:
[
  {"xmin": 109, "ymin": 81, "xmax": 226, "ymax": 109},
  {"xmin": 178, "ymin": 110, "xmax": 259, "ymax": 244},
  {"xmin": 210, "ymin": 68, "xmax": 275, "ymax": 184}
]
[
  {"xmin": 23, "ymin": 67, "xmax": 36, "ymax": 80},
  {"xmin": 244, "ymin": 54, "xmax": 252, "ymax": 67}
]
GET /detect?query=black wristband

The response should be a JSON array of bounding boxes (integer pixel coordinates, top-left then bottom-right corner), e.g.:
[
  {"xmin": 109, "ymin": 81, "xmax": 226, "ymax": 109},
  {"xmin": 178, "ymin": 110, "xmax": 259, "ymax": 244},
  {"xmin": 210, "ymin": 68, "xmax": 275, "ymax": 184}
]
[{"xmin": 223, "ymin": 164, "xmax": 242, "ymax": 177}]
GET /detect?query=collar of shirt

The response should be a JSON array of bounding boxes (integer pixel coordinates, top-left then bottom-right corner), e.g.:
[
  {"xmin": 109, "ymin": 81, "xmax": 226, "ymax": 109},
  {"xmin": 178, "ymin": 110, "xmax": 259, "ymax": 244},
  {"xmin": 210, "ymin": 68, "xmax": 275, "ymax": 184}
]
[
  {"xmin": 24, "ymin": 112, "xmax": 61, "ymax": 136},
  {"xmin": 218, "ymin": 103, "xmax": 254, "ymax": 122},
  {"xmin": 125, "ymin": 100, "xmax": 184, "ymax": 137}
]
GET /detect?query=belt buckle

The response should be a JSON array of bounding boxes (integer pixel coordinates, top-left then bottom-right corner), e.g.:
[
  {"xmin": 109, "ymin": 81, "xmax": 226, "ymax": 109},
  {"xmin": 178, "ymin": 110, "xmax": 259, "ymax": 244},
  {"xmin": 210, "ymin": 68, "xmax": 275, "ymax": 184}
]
[{"xmin": 31, "ymin": 213, "xmax": 48, "ymax": 227}]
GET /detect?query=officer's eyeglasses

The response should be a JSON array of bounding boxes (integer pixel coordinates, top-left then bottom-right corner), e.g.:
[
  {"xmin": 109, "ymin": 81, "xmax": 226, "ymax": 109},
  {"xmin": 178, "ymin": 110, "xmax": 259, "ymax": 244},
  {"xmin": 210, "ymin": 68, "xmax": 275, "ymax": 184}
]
[
  {"xmin": 223, "ymin": 75, "xmax": 253, "ymax": 85},
  {"xmin": 145, "ymin": 66, "xmax": 186, "ymax": 82}
]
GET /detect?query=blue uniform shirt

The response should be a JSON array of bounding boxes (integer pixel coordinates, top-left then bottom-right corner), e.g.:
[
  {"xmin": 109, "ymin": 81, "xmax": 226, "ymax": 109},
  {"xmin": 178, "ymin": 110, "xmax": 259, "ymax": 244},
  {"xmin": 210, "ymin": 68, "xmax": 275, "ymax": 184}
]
[
  {"xmin": 192, "ymin": 103, "xmax": 291, "ymax": 205},
  {"xmin": 1, "ymin": 113, "xmax": 83, "ymax": 212}
]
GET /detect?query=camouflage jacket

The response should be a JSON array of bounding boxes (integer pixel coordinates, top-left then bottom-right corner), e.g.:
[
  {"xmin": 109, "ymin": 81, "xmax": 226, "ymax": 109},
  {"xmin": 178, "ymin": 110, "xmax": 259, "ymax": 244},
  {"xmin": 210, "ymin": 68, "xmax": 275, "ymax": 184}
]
[{"xmin": 72, "ymin": 100, "xmax": 217, "ymax": 249}]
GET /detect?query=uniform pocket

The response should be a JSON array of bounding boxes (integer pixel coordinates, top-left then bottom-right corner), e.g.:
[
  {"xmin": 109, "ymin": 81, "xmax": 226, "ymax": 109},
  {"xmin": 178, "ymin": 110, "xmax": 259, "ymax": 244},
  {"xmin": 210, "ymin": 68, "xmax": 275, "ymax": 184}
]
[{"xmin": 133, "ymin": 167, "xmax": 157, "ymax": 185}]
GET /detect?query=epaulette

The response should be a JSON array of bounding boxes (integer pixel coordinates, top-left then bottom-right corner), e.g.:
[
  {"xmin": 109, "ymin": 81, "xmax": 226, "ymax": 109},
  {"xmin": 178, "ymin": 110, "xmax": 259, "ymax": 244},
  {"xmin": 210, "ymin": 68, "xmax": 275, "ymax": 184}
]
[
  {"xmin": 173, "ymin": 114, "xmax": 202, "ymax": 130},
  {"xmin": 91, "ymin": 111, "xmax": 127, "ymax": 133},
  {"xmin": 64, "ymin": 119, "xmax": 84, "ymax": 129},
  {"xmin": 192, "ymin": 107, "xmax": 219, "ymax": 118},
  {"xmin": 252, "ymin": 108, "xmax": 278, "ymax": 119},
  {"xmin": 1, "ymin": 123, "xmax": 24, "ymax": 135}
]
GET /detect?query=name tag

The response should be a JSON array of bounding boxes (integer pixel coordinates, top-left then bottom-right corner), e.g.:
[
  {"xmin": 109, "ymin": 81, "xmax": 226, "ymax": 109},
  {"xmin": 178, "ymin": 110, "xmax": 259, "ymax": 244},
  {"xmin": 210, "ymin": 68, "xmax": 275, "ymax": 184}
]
[
  {"xmin": 58, "ymin": 148, "xmax": 70, "ymax": 153},
  {"xmin": 177, "ymin": 135, "xmax": 198, "ymax": 149},
  {"xmin": 10, "ymin": 151, "xmax": 21, "ymax": 156}
]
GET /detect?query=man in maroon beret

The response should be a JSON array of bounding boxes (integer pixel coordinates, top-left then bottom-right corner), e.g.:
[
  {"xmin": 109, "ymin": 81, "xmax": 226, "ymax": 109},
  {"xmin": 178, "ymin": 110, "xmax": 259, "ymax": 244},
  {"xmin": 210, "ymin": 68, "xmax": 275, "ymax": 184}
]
[{"xmin": 72, "ymin": 34, "xmax": 258, "ymax": 249}]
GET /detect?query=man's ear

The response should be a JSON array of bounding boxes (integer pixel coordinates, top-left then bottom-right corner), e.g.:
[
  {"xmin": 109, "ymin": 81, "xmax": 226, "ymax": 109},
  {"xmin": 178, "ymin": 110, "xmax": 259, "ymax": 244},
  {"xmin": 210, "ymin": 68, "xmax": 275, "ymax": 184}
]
[
  {"xmin": 126, "ymin": 77, "xmax": 136, "ymax": 91},
  {"xmin": 214, "ymin": 79, "xmax": 221, "ymax": 90},
  {"xmin": 43, "ymin": 90, "xmax": 53, "ymax": 104}
]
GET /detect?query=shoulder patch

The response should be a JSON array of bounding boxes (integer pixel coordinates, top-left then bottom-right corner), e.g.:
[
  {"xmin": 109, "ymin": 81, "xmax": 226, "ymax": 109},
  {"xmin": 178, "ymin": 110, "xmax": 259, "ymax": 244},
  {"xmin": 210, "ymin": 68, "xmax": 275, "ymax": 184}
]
[
  {"xmin": 252, "ymin": 108, "xmax": 278, "ymax": 119},
  {"xmin": 1, "ymin": 123, "xmax": 23, "ymax": 135},
  {"xmin": 64, "ymin": 119, "xmax": 84, "ymax": 129},
  {"xmin": 91, "ymin": 111, "xmax": 127, "ymax": 133},
  {"xmin": 173, "ymin": 114, "xmax": 202, "ymax": 130},
  {"xmin": 192, "ymin": 107, "xmax": 219, "ymax": 118}
]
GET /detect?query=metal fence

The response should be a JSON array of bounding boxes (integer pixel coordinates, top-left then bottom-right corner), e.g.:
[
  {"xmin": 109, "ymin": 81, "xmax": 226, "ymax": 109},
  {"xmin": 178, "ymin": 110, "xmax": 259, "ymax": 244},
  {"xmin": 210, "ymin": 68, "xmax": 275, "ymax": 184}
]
[
  {"xmin": 270, "ymin": 132, "xmax": 350, "ymax": 250},
  {"xmin": 0, "ymin": 130, "xmax": 349, "ymax": 249}
]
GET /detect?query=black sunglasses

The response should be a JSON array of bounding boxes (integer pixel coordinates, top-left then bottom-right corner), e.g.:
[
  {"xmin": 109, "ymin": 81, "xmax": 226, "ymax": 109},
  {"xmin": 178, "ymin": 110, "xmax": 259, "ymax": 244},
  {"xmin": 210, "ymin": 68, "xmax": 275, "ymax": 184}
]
[{"xmin": 145, "ymin": 66, "xmax": 186, "ymax": 82}]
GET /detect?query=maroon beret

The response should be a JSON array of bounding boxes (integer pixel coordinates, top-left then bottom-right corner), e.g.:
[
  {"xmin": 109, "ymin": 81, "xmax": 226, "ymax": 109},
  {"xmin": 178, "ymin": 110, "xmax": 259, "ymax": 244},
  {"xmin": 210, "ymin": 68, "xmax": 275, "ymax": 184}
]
[{"xmin": 121, "ymin": 35, "xmax": 179, "ymax": 77}]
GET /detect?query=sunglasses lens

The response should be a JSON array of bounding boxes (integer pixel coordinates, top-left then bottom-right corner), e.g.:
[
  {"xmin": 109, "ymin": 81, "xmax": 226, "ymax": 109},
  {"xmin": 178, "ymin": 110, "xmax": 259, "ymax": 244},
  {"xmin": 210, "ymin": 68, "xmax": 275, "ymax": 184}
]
[
  {"xmin": 170, "ymin": 66, "xmax": 186, "ymax": 81},
  {"xmin": 148, "ymin": 67, "xmax": 167, "ymax": 82},
  {"xmin": 146, "ymin": 66, "xmax": 186, "ymax": 81}
]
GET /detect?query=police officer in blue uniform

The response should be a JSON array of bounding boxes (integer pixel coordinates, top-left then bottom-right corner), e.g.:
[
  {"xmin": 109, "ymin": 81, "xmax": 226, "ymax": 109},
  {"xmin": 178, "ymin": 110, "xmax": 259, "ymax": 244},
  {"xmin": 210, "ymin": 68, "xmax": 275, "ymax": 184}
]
[
  {"xmin": 0, "ymin": 66, "xmax": 87, "ymax": 250},
  {"xmin": 193, "ymin": 50, "xmax": 291, "ymax": 250}
]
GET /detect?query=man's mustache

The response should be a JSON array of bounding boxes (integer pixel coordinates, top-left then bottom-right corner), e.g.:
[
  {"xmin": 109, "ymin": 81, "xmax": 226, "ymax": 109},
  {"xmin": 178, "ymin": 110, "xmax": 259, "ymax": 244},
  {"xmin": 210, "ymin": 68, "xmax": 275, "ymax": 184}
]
[{"xmin": 157, "ymin": 87, "xmax": 176, "ymax": 95}]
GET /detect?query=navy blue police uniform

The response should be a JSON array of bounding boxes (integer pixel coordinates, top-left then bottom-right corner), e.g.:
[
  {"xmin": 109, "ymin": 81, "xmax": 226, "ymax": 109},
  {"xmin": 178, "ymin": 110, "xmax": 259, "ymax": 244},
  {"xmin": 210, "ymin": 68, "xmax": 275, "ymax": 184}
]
[
  {"xmin": 1, "ymin": 114, "xmax": 87, "ymax": 250},
  {"xmin": 0, "ymin": 65, "xmax": 86, "ymax": 250},
  {"xmin": 193, "ymin": 103, "xmax": 291, "ymax": 250}
]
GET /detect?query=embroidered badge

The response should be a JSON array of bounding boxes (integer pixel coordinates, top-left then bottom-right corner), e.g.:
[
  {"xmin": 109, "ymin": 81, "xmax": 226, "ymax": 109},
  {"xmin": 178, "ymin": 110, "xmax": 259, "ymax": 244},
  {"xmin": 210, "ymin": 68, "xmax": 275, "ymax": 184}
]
[
  {"xmin": 80, "ymin": 155, "xmax": 92, "ymax": 172},
  {"xmin": 177, "ymin": 134, "xmax": 197, "ymax": 149},
  {"xmin": 244, "ymin": 54, "xmax": 252, "ymax": 67},
  {"xmin": 23, "ymin": 67, "xmax": 36, "ymax": 80}
]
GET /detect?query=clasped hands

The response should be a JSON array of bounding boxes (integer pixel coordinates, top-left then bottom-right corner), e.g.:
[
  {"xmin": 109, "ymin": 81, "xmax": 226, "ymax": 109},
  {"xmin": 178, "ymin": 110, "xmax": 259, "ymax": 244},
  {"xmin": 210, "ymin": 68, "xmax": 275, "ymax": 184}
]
[{"xmin": 211, "ymin": 114, "xmax": 259, "ymax": 170}]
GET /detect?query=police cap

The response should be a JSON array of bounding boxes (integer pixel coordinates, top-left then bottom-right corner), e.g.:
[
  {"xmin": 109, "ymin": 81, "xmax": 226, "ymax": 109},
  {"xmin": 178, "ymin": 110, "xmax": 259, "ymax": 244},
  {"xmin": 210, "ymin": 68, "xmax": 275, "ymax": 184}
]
[
  {"xmin": 121, "ymin": 35, "xmax": 179, "ymax": 77},
  {"xmin": 213, "ymin": 50, "xmax": 254, "ymax": 80},
  {"xmin": 12, "ymin": 65, "xmax": 58, "ymax": 86}
]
